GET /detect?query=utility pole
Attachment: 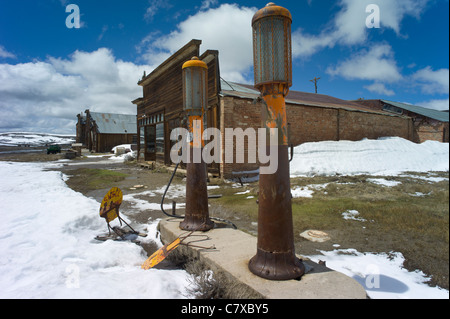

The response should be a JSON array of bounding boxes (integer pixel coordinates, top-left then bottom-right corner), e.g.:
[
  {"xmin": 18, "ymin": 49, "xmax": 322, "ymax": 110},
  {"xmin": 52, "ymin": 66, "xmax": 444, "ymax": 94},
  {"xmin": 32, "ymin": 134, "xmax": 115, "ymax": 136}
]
[{"xmin": 310, "ymin": 77, "xmax": 321, "ymax": 94}]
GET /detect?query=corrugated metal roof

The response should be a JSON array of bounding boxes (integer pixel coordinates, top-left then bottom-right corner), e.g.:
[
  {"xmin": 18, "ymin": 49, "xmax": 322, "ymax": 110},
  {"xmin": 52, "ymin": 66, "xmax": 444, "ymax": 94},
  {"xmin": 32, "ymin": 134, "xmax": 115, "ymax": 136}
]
[
  {"xmin": 89, "ymin": 112, "xmax": 137, "ymax": 134},
  {"xmin": 220, "ymin": 80, "xmax": 260, "ymax": 94},
  {"xmin": 220, "ymin": 80, "xmax": 399, "ymax": 117},
  {"xmin": 382, "ymin": 100, "xmax": 449, "ymax": 122}
]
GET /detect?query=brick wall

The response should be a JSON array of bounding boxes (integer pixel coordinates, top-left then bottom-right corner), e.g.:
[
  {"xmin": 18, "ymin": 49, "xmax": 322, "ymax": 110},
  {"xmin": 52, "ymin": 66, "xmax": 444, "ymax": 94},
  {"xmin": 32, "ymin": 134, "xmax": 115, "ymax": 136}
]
[
  {"xmin": 219, "ymin": 96, "xmax": 413, "ymax": 179},
  {"xmin": 220, "ymin": 97, "xmax": 261, "ymax": 178},
  {"xmin": 415, "ymin": 121, "xmax": 448, "ymax": 143},
  {"xmin": 355, "ymin": 99, "xmax": 448, "ymax": 143}
]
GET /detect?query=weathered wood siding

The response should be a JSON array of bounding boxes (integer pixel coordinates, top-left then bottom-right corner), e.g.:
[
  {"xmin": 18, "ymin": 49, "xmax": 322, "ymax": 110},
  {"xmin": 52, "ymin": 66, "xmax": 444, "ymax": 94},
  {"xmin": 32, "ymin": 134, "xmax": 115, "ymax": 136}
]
[{"xmin": 135, "ymin": 40, "xmax": 222, "ymax": 169}]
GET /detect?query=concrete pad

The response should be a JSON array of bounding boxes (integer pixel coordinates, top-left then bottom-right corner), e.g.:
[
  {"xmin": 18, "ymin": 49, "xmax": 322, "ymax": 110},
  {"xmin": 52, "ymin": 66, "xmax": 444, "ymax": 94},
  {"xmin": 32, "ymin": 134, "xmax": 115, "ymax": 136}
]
[{"xmin": 159, "ymin": 218, "xmax": 367, "ymax": 299}]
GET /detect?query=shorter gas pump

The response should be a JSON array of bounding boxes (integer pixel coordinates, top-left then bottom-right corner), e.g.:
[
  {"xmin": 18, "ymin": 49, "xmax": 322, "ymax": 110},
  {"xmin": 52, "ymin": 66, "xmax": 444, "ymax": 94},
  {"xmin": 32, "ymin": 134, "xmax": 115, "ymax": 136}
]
[{"xmin": 179, "ymin": 57, "xmax": 214, "ymax": 232}]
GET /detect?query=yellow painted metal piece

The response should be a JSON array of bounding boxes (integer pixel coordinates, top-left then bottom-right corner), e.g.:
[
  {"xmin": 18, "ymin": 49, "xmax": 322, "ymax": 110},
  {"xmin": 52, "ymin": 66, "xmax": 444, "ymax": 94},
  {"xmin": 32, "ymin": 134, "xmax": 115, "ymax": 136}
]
[
  {"xmin": 141, "ymin": 238, "xmax": 181, "ymax": 270},
  {"xmin": 99, "ymin": 187, "xmax": 123, "ymax": 223},
  {"xmin": 182, "ymin": 56, "xmax": 208, "ymax": 70},
  {"xmin": 261, "ymin": 83, "xmax": 289, "ymax": 145},
  {"xmin": 188, "ymin": 116, "xmax": 204, "ymax": 148}
]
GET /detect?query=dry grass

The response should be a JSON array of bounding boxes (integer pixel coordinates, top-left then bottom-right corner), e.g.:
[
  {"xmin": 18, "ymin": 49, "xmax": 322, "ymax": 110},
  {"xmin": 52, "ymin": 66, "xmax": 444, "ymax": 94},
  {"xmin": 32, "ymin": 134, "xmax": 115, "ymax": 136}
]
[
  {"xmin": 166, "ymin": 250, "xmax": 264, "ymax": 299},
  {"xmin": 65, "ymin": 168, "xmax": 128, "ymax": 192},
  {"xmin": 210, "ymin": 172, "xmax": 449, "ymax": 289}
]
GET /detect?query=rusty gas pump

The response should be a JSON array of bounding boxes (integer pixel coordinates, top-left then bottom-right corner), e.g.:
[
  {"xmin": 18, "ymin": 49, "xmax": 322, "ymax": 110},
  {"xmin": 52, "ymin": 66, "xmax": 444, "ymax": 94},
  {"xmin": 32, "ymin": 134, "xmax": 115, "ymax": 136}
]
[
  {"xmin": 248, "ymin": 3, "xmax": 305, "ymax": 280},
  {"xmin": 179, "ymin": 57, "xmax": 214, "ymax": 232}
]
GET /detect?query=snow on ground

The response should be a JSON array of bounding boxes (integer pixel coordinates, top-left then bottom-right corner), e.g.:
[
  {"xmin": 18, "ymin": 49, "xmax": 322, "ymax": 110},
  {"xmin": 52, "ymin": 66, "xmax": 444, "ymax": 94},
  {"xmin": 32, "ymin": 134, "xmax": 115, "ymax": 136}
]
[
  {"xmin": 367, "ymin": 178, "xmax": 402, "ymax": 187},
  {"xmin": 0, "ymin": 137, "xmax": 449, "ymax": 299},
  {"xmin": 291, "ymin": 183, "xmax": 329, "ymax": 198},
  {"xmin": 306, "ymin": 249, "xmax": 449, "ymax": 299},
  {"xmin": 341, "ymin": 210, "xmax": 367, "ymax": 222},
  {"xmin": 0, "ymin": 161, "xmax": 193, "ymax": 299},
  {"xmin": 291, "ymin": 137, "xmax": 449, "ymax": 177},
  {"xmin": 289, "ymin": 137, "xmax": 448, "ymax": 298}
]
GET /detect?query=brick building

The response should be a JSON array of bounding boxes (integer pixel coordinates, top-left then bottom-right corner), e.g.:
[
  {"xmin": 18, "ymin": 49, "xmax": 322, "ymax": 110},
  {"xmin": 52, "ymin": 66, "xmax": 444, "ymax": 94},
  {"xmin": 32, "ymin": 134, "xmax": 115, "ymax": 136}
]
[
  {"xmin": 133, "ymin": 40, "xmax": 413, "ymax": 179},
  {"xmin": 353, "ymin": 99, "xmax": 449, "ymax": 143}
]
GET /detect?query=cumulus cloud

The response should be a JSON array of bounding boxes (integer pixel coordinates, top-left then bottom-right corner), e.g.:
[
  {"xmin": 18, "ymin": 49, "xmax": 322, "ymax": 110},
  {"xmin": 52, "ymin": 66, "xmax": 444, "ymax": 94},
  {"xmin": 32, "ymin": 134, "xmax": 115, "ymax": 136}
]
[
  {"xmin": 137, "ymin": 0, "xmax": 432, "ymax": 87},
  {"xmin": 412, "ymin": 67, "xmax": 449, "ymax": 95},
  {"xmin": 364, "ymin": 83, "xmax": 395, "ymax": 96},
  {"xmin": 138, "ymin": 3, "xmax": 257, "ymax": 83},
  {"xmin": 326, "ymin": 44, "xmax": 402, "ymax": 82},
  {"xmin": 0, "ymin": 48, "xmax": 151, "ymax": 134},
  {"xmin": 419, "ymin": 98, "xmax": 449, "ymax": 111},
  {"xmin": 292, "ymin": 0, "xmax": 430, "ymax": 58}
]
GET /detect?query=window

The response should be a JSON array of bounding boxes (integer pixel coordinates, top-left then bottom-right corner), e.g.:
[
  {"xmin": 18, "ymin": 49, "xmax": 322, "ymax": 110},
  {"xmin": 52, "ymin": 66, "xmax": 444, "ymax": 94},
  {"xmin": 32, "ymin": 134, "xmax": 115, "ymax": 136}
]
[
  {"xmin": 145, "ymin": 125, "xmax": 156, "ymax": 153},
  {"xmin": 139, "ymin": 127, "xmax": 145, "ymax": 159},
  {"xmin": 156, "ymin": 123, "xmax": 164, "ymax": 154},
  {"xmin": 383, "ymin": 104, "xmax": 403, "ymax": 115},
  {"xmin": 139, "ymin": 112, "xmax": 165, "ymax": 160}
]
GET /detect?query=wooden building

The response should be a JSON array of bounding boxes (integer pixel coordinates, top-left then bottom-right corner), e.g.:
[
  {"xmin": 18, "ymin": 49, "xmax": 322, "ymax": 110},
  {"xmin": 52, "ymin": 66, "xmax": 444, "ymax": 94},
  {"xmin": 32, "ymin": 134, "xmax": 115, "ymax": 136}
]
[
  {"xmin": 133, "ymin": 40, "xmax": 413, "ymax": 179},
  {"xmin": 76, "ymin": 110, "xmax": 137, "ymax": 153},
  {"xmin": 132, "ymin": 39, "xmax": 221, "ymax": 173}
]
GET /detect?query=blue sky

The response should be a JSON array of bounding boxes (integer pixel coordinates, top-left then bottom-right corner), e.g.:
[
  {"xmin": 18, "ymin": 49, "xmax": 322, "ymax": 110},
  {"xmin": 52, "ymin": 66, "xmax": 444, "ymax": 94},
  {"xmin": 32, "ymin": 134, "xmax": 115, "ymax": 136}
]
[{"xmin": 0, "ymin": 0, "xmax": 448, "ymax": 134}]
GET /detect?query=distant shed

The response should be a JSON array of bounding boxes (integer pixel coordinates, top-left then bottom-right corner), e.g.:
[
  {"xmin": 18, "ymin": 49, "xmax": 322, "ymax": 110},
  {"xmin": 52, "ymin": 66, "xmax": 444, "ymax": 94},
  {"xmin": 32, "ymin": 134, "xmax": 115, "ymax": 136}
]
[{"xmin": 76, "ymin": 110, "xmax": 137, "ymax": 153}]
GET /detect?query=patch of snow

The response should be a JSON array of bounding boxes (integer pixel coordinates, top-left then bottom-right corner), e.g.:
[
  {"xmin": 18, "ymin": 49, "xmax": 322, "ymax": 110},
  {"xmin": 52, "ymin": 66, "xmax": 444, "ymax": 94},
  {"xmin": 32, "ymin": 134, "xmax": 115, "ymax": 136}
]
[
  {"xmin": 342, "ymin": 210, "xmax": 367, "ymax": 222},
  {"xmin": 291, "ymin": 137, "xmax": 449, "ymax": 177},
  {"xmin": 0, "ymin": 161, "xmax": 192, "ymax": 299},
  {"xmin": 367, "ymin": 178, "xmax": 402, "ymax": 187},
  {"xmin": 307, "ymin": 249, "xmax": 449, "ymax": 299},
  {"xmin": 291, "ymin": 187, "xmax": 314, "ymax": 198},
  {"xmin": 291, "ymin": 183, "xmax": 329, "ymax": 198}
]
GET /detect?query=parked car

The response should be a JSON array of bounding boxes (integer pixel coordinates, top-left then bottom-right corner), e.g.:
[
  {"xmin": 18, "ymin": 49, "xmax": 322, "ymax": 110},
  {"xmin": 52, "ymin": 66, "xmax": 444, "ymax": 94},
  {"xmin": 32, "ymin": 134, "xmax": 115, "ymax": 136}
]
[{"xmin": 47, "ymin": 145, "xmax": 61, "ymax": 154}]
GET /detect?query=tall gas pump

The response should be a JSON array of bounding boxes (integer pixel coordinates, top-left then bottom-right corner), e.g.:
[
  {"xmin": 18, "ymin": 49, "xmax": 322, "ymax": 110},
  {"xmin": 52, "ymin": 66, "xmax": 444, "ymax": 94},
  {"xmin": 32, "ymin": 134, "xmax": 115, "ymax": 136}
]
[{"xmin": 248, "ymin": 3, "xmax": 305, "ymax": 280}]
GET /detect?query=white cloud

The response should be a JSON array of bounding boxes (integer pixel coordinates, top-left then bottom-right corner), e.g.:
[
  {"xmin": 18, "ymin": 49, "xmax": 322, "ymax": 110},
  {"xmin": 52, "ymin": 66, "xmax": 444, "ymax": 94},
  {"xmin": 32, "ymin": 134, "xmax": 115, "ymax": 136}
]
[
  {"xmin": 0, "ymin": 48, "xmax": 151, "ymax": 134},
  {"xmin": 326, "ymin": 44, "xmax": 402, "ymax": 83},
  {"xmin": 292, "ymin": 30, "xmax": 336, "ymax": 58},
  {"xmin": 292, "ymin": 0, "xmax": 430, "ymax": 58},
  {"xmin": 0, "ymin": 46, "xmax": 16, "ymax": 59},
  {"xmin": 139, "ymin": 3, "xmax": 257, "ymax": 83},
  {"xmin": 364, "ymin": 83, "xmax": 395, "ymax": 96},
  {"xmin": 144, "ymin": 0, "xmax": 172, "ymax": 22},
  {"xmin": 419, "ymin": 98, "xmax": 450, "ymax": 111},
  {"xmin": 98, "ymin": 25, "xmax": 108, "ymax": 41},
  {"xmin": 200, "ymin": 0, "xmax": 218, "ymax": 11},
  {"xmin": 412, "ymin": 67, "xmax": 449, "ymax": 95}
]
